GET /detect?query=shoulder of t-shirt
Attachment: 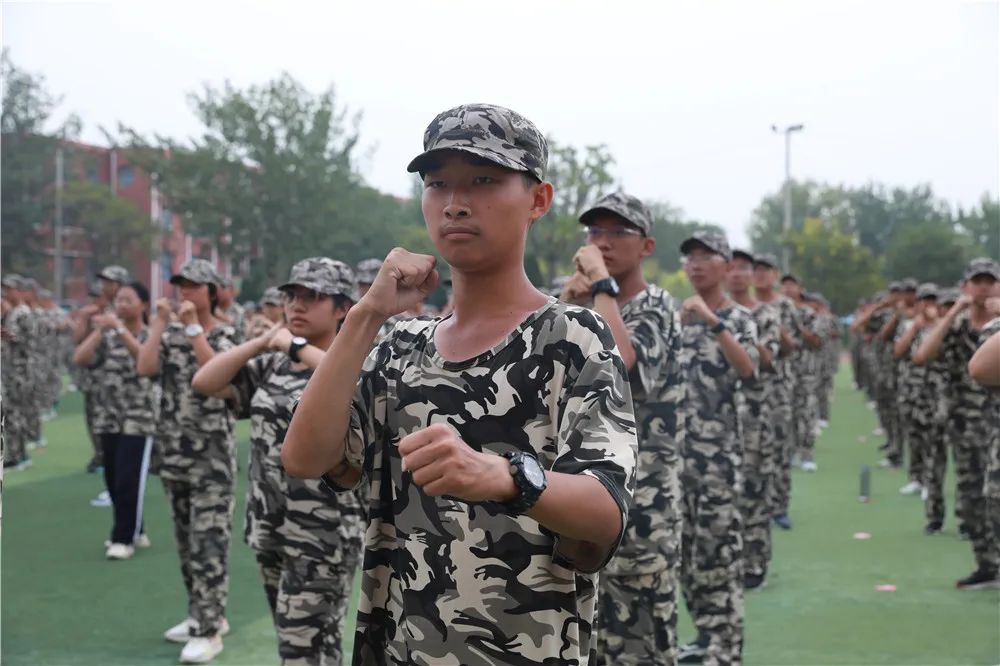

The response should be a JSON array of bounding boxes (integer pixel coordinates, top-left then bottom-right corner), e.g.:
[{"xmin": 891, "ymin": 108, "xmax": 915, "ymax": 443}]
[{"xmin": 209, "ymin": 322, "xmax": 238, "ymax": 341}]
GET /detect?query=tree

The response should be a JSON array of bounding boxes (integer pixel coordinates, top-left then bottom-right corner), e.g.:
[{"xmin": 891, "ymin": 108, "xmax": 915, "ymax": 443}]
[
  {"xmin": 647, "ymin": 200, "xmax": 725, "ymax": 274},
  {"xmin": 118, "ymin": 73, "xmax": 393, "ymax": 291},
  {"xmin": 527, "ymin": 141, "xmax": 615, "ymax": 286},
  {"xmin": 787, "ymin": 218, "xmax": 882, "ymax": 314},
  {"xmin": 955, "ymin": 194, "xmax": 1000, "ymax": 260},
  {"xmin": 883, "ymin": 221, "xmax": 972, "ymax": 286},
  {"xmin": 61, "ymin": 181, "xmax": 153, "ymax": 277},
  {"xmin": 1, "ymin": 49, "xmax": 80, "ymax": 278}
]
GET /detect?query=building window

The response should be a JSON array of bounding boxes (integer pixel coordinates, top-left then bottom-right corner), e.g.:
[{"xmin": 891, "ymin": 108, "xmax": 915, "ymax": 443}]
[
  {"xmin": 118, "ymin": 165, "xmax": 135, "ymax": 188},
  {"xmin": 161, "ymin": 208, "xmax": 172, "ymax": 231}
]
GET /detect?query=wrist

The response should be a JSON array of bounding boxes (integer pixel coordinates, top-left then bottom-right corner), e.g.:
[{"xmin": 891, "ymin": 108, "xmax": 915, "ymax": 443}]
[
  {"xmin": 588, "ymin": 269, "xmax": 610, "ymax": 282},
  {"xmin": 347, "ymin": 301, "xmax": 390, "ymax": 328},
  {"xmin": 489, "ymin": 455, "xmax": 519, "ymax": 503}
]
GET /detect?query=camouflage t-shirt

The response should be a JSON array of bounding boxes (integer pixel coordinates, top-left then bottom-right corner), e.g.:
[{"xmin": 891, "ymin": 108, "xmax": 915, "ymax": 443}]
[
  {"xmin": 679, "ymin": 304, "xmax": 760, "ymax": 464},
  {"xmin": 156, "ymin": 322, "xmax": 238, "ymax": 482},
  {"xmin": 338, "ymin": 298, "xmax": 638, "ymax": 665},
  {"xmin": 231, "ymin": 352, "xmax": 365, "ymax": 563},
  {"xmin": 747, "ymin": 301, "xmax": 782, "ymax": 397},
  {"xmin": 89, "ymin": 328, "xmax": 157, "ymax": 436},
  {"xmin": 605, "ymin": 285, "xmax": 684, "ymax": 576},
  {"xmin": 942, "ymin": 310, "xmax": 997, "ymax": 420}
]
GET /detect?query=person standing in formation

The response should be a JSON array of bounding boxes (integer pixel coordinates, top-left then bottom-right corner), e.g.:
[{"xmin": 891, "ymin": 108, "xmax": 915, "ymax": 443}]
[{"xmin": 137, "ymin": 259, "xmax": 239, "ymax": 664}]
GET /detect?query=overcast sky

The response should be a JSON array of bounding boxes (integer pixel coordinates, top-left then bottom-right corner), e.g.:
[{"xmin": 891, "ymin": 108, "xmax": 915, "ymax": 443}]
[{"xmin": 4, "ymin": 1, "xmax": 998, "ymax": 245}]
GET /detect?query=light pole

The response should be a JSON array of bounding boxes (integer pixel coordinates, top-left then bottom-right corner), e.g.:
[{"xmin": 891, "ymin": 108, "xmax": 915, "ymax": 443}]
[{"xmin": 771, "ymin": 123, "xmax": 804, "ymax": 273}]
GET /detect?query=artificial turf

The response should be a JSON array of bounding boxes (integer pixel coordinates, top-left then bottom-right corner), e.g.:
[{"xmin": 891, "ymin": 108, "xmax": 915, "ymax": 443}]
[{"xmin": 3, "ymin": 367, "xmax": 997, "ymax": 665}]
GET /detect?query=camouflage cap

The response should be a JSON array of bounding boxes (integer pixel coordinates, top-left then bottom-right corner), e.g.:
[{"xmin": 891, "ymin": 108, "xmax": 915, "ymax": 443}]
[
  {"xmin": 780, "ymin": 273, "xmax": 799, "ymax": 284},
  {"xmin": 96, "ymin": 265, "xmax": 130, "ymax": 284},
  {"xmin": 38, "ymin": 288, "xmax": 53, "ymax": 300},
  {"xmin": 22, "ymin": 277, "xmax": 39, "ymax": 291},
  {"xmin": 170, "ymin": 259, "xmax": 223, "ymax": 287},
  {"xmin": 964, "ymin": 257, "xmax": 1000, "ymax": 281},
  {"xmin": 549, "ymin": 275, "xmax": 571, "ymax": 297},
  {"xmin": 279, "ymin": 257, "xmax": 358, "ymax": 301},
  {"xmin": 1, "ymin": 274, "xmax": 25, "ymax": 289},
  {"xmin": 260, "ymin": 287, "xmax": 284, "ymax": 306},
  {"xmin": 579, "ymin": 191, "xmax": 655, "ymax": 236},
  {"xmin": 355, "ymin": 258, "xmax": 383, "ymax": 285},
  {"xmin": 731, "ymin": 248, "xmax": 755, "ymax": 264},
  {"xmin": 939, "ymin": 288, "xmax": 960, "ymax": 304},
  {"xmin": 888, "ymin": 281, "xmax": 903, "ymax": 292},
  {"xmin": 753, "ymin": 252, "xmax": 780, "ymax": 269},
  {"xmin": 407, "ymin": 103, "xmax": 548, "ymax": 182},
  {"xmin": 801, "ymin": 291, "xmax": 818, "ymax": 302},
  {"xmin": 899, "ymin": 277, "xmax": 919, "ymax": 292},
  {"xmin": 916, "ymin": 282, "xmax": 939, "ymax": 300},
  {"xmin": 680, "ymin": 230, "xmax": 733, "ymax": 261}
]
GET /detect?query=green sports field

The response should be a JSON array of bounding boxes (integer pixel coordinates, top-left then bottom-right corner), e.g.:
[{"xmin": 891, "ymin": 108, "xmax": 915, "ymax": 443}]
[{"xmin": 3, "ymin": 366, "xmax": 998, "ymax": 665}]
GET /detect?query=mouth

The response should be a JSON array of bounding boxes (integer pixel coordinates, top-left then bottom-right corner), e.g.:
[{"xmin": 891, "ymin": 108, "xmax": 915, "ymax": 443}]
[
  {"xmin": 289, "ymin": 317, "xmax": 307, "ymax": 327},
  {"xmin": 441, "ymin": 226, "xmax": 479, "ymax": 239}
]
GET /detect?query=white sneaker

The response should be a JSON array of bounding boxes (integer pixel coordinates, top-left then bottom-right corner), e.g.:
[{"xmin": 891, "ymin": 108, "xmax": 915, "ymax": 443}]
[
  {"xmin": 899, "ymin": 481, "xmax": 922, "ymax": 495},
  {"xmin": 165, "ymin": 618, "xmax": 230, "ymax": 644},
  {"xmin": 819, "ymin": 420, "xmax": 829, "ymax": 429},
  {"xmin": 180, "ymin": 636, "xmax": 223, "ymax": 664},
  {"xmin": 801, "ymin": 461, "xmax": 818, "ymax": 473},
  {"xmin": 90, "ymin": 491, "xmax": 112, "ymax": 507},
  {"xmin": 16, "ymin": 458, "xmax": 33, "ymax": 471},
  {"xmin": 106, "ymin": 543, "xmax": 135, "ymax": 560},
  {"xmin": 135, "ymin": 534, "xmax": 152, "ymax": 548},
  {"xmin": 920, "ymin": 486, "xmax": 929, "ymax": 501},
  {"xmin": 872, "ymin": 427, "xmax": 885, "ymax": 437}
]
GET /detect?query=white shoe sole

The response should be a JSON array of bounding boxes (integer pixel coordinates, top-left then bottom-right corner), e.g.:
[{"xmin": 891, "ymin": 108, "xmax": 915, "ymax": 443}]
[{"xmin": 957, "ymin": 580, "xmax": 1000, "ymax": 591}]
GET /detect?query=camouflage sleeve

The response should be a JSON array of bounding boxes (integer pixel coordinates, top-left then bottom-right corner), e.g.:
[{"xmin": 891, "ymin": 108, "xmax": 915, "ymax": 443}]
[
  {"xmin": 624, "ymin": 303, "xmax": 676, "ymax": 397},
  {"xmin": 551, "ymin": 348, "xmax": 638, "ymax": 572},
  {"xmin": 329, "ymin": 341, "xmax": 389, "ymax": 491},
  {"xmin": 982, "ymin": 317, "xmax": 1000, "ymax": 341},
  {"xmin": 229, "ymin": 354, "xmax": 273, "ymax": 420},
  {"xmin": 759, "ymin": 306, "xmax": 781, "ymax": 358}
]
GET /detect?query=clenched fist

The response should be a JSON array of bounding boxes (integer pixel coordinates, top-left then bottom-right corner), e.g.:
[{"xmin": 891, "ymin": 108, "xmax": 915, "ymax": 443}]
[{"xmin": 359, "ymin": 248, "xmax": 439, "ymax": 319}]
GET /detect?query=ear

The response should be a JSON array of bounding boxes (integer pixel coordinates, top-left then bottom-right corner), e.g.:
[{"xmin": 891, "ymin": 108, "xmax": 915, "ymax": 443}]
[
  {"xmin": 640, "ymin": 236, "xmax": 656, "ymax": 259},
  {"xmin": 528, "ymin": 181, "xmax": 554, "ymax": 224}
]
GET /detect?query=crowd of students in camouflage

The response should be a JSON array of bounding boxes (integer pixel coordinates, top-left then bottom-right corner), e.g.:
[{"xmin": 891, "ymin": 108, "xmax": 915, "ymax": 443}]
[
  {"xmin": 3, "ymin": 101, "xmax": 999, "ymax": 666},
  {"xmin": 850, "ymin": 259, "xmax": 1000, "ymax": 591}
]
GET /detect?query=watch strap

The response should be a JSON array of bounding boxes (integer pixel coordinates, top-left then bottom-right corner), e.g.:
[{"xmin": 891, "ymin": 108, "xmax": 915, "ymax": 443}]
[{"xmin": 501, "ymin": 451, "xmax": 546, "ymax": 514}]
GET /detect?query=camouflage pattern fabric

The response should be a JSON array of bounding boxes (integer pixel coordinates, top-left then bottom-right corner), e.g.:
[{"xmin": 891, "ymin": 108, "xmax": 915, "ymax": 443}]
[
  {"xmin": 817, "ymin": 312, "xmax": 839, "ymax": 422},
  {"xmin": 579, "ymin": 191, "xmax": 655, "ymax": 236},
  {"xmin": 599, "ymin": 285, "xmax": 684, "ymax": 666},
  {"xmin": 741, "ymin": 302, "xmax": 781, "ymax": 580},
  {"xmin": 680, "ymin": 231, "xmax": 733, "ymax": 262},
  {"xmin": 978, "ymin": 317, "xmax": 1000, "ymax": 558},
  {"xmin": 941, "ymin": 311, "xmax": 999, "ymax": 572},
  {"xmin": 86, "ymin": 328, "xmax": 157, "ymax": 436},
  {"xmin": 407, "ymin": 103, "xmax": 549, "ymax": 182},
  {"xmin": 170, "ymin": 258, "xmax": 223, "ymax": 287},
  {"xmin": 161, "ymin": 471, "xmax": 236, "ymax": 638},
  {"xmin": 334, "ymin": 298, "xmax": 637, "ymax": 665},
  {"xmin": 2, "ymin": 304, "xmax": 37, "ymax": 463},
  {"xmin": 595, "ymin": 568, "xmax": 676, "ymax": 666},
  {"xmin": 894, "ymin": 318, "xmax": 928, "ymax": 484},
  {"xmin": 230, "ymin": 352, "xmax": 365, "ymax": 665},
  {"xmin": 793, "ymin": 304, "xmax": 821, "ymax": 463},
  {"xmin": 766, "ymin": 296, "xmax": 801, "ymax": 518},
  {"xmin": 870, "ymin": 310, "xmax": 902, "ymax": 464},
  {"xmin": 155, "ymin": 322, "xmax": 238, "ymax": 483},
  {"xmin": 355, "ymin": 259, "xmax": 383, "ymax": 286},
  {"xmin": 221, "ymin": 302, "xmax": 247, "ymax": 344},
  {"xmin": 678, "ymin": 303, "xmax": 759, "ymax": 666},
  {"xmin": 280, "ymin": 257, "xmax": 358, "ymax": 300}
]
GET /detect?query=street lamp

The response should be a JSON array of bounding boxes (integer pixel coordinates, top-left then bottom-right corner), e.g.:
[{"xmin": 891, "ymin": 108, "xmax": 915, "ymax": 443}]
[{"xmin": 771, "ymin": 123, "xmax": 804, "ymax": 273}]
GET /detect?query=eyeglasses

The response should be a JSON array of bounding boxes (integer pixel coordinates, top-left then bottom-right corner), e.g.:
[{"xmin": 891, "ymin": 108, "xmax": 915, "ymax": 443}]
[
  {"xmin": 681, "ymin": 253, "xmax": 723, "ymax": 266},
  {"xmin": 281, "ymin": 289, "xmax": 326, "ymax": 305},
  {"xmin": 584, "ymin": 227, "xmax": 644, "ymax": 241}
]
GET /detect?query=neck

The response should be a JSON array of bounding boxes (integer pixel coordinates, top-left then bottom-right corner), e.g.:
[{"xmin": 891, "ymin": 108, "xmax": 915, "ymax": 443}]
[
  {"xmin": 449, "ymin": 263, "xmax": 547, "ymax": 324},
  {"xmin": 730, "ymin": 289, "xmax": 756, "ymax": 308},
  {"xmin": 123, "ymin": 315, "xmax": 143, "ymax": 333},
  {"xmin": 613, "ymin": 265, "xmax": 648, "ymax": 305},
  {"xmin": 197, "ymin": 308, "xmax": 216, "ymax": 329},
  {"xmin": 696, "ymin": 283, "xmax": 729, "ymax": 310},
  {"xmin": 309, "ymin": 327, "xmax": 338, "ymax": 351}
]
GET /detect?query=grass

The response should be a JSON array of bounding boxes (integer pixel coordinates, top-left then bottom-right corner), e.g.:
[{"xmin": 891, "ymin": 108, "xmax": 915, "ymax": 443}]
[{"xmin": 2, "ymin": 367, "xmax": 998, "ymax": 665}]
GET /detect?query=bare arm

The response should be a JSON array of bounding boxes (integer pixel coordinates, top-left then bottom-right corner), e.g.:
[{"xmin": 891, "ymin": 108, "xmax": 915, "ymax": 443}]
[
  {"xmin": 877, "ymin": 312, "xmax": 901, "ymax": 342},
  {"xmin": 969, "ymin": 330, "xmax": 1000, "ymax": 387},
  {"xmin": 914, "ymin": 301, "xmax": 966, "ymax": 365},
  {"xmin": 192, "ymin": 335, "xmax": 269, "ymax": 396},
  {"xmin": 73, "ymin": 328, "xmax": 104, "ymax": 367},
  {"xmin": 893, "ymin": 322, "xmax": 920, "ymax": 359},
  {"xmin": 592, "ymin": 293, "xmax": 636, "ymax": 370},
  {"xmin": 137, "ymin": 316, "xmax": 167, "ymax": 377}
]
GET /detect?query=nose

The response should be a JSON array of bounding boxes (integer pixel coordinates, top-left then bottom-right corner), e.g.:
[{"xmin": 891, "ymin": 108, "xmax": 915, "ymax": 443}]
[{"xmin": 443, "ymin": 190, "xmax": 471, "ymax": 220}]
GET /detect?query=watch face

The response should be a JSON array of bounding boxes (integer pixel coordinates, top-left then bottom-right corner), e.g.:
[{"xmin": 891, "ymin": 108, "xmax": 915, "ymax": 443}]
[
  {"xmin": 522, "ymin": 457, "xmax": 545, "ymax": 489},
  {"xmin": 291, "ymin": 336, "xmax": 308, "ymax": 346}
]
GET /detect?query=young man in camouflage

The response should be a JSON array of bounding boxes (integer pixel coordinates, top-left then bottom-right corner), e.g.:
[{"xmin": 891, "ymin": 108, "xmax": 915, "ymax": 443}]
[
  {"xmin": 676, "ymin": 232, "xmax": 758, "ymax": 666},
  {"xmin": 2, "ymin": 275, "xmax": 37, "ymax": 469},
  {"xmin": 891, "ymin": 283, "xmax": 934, "ymax": 497},
  {"xmin": 780, "ymin": 275, "xmax": 822, "ymax": 472},
  {"xmin": 560, "ymin": 191, "xmax": 684, "ymax": 666},
  {"xmin": 968, "ymin": 294, "xmax": 1000, "ymax": 560},
  {"xmin": 217, "ymin": 277, "xmax": 246, "ymax": 343},
  {"xmin": 727, "ymin": 249, "xmax": 781, "ymax": 590},
  {"xmin": 137, "ymin": 259, "xmax": 240, "ymax": 663},
  {"xmin": 877, "ymin": 279, "xmax": 919, "ymax": 478},
  {"xmin": 194, "ymin": 258, "xmax": 365, "ymax": 666},
  {"xmin": 752, "ymin": 254, "xmax": 800, "ymax": 531},
  {"xmin": 284, "ymin": 103, "xmax": 638, "ymax": 666},
  {"xmin": 915, "ymin": 258, "xmax": 1000, "ymax": 589},
  {"xmin": 813, "ymin": 294, "xmax": 839, "ymax": 430}
]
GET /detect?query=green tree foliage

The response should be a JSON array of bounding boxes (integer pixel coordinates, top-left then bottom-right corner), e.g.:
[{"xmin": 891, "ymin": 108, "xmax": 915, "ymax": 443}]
[
  {"xmin": 883, "ymin": 221, "xmax": 973, "ymax": 286},
  {"xmin": 954, "ymin": 194, "xmax": 1000, "ymax": 260},
  {"xmin": 117, "ymin": 73, "xmax": 413, "ymax": 295},
  {"xmin": 61, "ymin": 180, "xmax": 154, "ymax": 276},
  {"xmin": 1, "ymin": 49, "xmax": 80, "ymax": 278},
  {"xmin": 787, "ymin": 218, "xmax": 883, "ymax": 314}
]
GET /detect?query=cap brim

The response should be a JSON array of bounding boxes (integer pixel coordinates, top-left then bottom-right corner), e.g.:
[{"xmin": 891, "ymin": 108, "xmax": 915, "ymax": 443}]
[
  {"xmin": 754, "ymin": 259, "xmax": 779, "ymax": 269},
  {"xmin": 680, "ymin": 238, "xmax": 717, "ymax": 256},
  {"xmin": 406, "ymin": 146, "xmax": 532, "ymax": 178},
  {"xmin": 579, "ymin": 206, "xmax": 640, "ymax": 230},
  {"xmin": 732, "ymin": 250, "xmax": 755, "ymax": 263},
  {"xmin": 966, "ymin": 270, "xmax": 1000, "ymax": 281},
  {"xmin": 169, "ymin": 273, "xmax": 207, "ymax": 285}
]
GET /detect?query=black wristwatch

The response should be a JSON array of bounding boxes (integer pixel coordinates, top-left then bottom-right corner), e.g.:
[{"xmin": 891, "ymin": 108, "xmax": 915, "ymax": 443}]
[
  {"xmin": 287, "ymin": 336, "xmax": 308, "ymax": 362},
  {"xmin": 591, "ymin": 276, "xmax": 620, "ymax": 298},
  {"xmin": 710, "ymin": 320, "xmax": 727, "ymax": 335},
  {"xmin": 501, "ymin": 451, "xmax": 547, "ymax": 514}
]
